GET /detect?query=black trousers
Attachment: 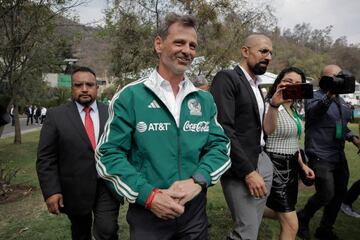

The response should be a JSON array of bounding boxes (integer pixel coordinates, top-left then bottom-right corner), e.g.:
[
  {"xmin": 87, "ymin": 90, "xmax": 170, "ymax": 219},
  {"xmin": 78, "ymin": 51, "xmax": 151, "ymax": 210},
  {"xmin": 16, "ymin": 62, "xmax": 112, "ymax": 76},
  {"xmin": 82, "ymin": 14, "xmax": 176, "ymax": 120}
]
[
  {"xmin": 67, "ymin": 181, "xmax": 121, "ymax": 240},
  {"xmin": 343, "ymin": 178, "xmax": 360, "ymax": 206},
  {"xmin": 127, "ymin": 191, "xmax": 208, "ymax": 240},
  {"xmin": 26, "ymin": 114, "xmax": 33, "ymax": 125},
  {"xmin": 300, "ymin": 154, "xmax": 349, "ymax": 230}
]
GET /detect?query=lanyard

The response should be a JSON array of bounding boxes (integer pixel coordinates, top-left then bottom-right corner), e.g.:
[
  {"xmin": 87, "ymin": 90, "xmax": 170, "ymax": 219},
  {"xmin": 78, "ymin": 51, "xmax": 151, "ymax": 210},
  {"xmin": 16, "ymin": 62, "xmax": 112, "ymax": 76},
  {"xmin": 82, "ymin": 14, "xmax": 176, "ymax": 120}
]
[
  {"xmin": 334, "ymin": 97, "xmax": 344, "ymax": 139},
  {"xmin": 291, "ymin": 107, "xmax": 302, "ymax": 139}
]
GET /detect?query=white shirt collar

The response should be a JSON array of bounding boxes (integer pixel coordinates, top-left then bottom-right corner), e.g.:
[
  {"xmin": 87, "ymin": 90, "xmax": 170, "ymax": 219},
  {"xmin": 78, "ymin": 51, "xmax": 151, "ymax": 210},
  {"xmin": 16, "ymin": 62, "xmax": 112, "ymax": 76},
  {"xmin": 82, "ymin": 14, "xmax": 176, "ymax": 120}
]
[
  {"xmin": 75, "ymin": 100, "xmax": 98, "ymax": 113},
  {"xmin": 154, "ymin": 71, "xmax": 190, "ymax": 127},
  {"xmin": 156, "ymin": 70, "xmax": 189, "ymax": 91},
  {"xmin": 239, "ymin": 65, "xmax": 263, "ymax": 86}
]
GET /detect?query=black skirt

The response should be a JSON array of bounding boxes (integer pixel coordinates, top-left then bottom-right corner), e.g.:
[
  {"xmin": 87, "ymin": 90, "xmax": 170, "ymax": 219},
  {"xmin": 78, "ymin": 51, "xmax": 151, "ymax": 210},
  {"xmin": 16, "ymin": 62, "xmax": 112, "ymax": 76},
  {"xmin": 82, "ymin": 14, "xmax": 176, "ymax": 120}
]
[{"xmin": 266, "ymin": 151, "xmax": 299, "ymax": 212}]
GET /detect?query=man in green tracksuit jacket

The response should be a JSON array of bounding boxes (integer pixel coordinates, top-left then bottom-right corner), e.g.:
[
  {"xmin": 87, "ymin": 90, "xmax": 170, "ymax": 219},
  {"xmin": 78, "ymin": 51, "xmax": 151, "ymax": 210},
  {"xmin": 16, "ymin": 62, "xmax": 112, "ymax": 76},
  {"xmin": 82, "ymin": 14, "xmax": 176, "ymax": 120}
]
[{"xmin": 95, "ymin": 13, "xmax": 231, "ymax": 239}]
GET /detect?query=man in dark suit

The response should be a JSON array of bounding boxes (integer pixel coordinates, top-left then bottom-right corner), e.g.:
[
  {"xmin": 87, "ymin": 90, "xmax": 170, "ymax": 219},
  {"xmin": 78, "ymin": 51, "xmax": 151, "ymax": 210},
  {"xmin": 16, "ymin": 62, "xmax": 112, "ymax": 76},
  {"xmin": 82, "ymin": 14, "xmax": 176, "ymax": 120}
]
[
  {"xmin": 211, "ymin": 34, "xmax": 274, "ymax": 240},
  {"xmin": 297, "ymin": 65, "xmax": 360, "ymax": 240},
  {"xmin": 25, "ymin": 104, "xmax": 33, "ymax": 125},
  {"xmin": 36, "ymin": 66, "xmax": 121, "ymax": 240}
]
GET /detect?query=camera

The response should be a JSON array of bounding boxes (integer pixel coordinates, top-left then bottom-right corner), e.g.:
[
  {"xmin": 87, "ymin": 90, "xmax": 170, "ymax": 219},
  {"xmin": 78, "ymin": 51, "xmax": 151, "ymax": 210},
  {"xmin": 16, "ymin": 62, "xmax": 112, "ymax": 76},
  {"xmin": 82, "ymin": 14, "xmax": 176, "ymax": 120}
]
[
  {"xmin": 319, "ymin": 70, "xmax": 355, "ymax": 94},
  {"xmin": 282, "ymin": 83, "xmax": 314, "ymax": 100}
]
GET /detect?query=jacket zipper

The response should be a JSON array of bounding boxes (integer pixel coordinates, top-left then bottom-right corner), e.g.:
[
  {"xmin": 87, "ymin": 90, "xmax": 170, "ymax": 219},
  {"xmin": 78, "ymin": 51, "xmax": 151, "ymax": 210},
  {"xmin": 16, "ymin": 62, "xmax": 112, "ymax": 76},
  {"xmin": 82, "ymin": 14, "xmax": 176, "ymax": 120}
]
[
  {"xmin": 144, "ymin": 83, "xmax": 197, "ymax": 180},
  {"xmin": 177, "ymin": 127, "xmax": 182, "ymax": 179}
]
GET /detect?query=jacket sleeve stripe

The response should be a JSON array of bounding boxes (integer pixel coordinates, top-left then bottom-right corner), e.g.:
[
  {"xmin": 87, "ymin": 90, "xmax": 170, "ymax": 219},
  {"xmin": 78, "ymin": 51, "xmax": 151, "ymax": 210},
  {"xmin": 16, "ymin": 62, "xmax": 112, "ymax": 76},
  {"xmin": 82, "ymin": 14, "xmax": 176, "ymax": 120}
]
[
  {"xmin": 95, "ymin": 159, "xmax": 137, "ymax": 203},
  {"xmin": 210, "ymin": 142, "xmax": 231, "ymax": 177},
  {"xmin": 211, "ymin": 160, "xmax": 232, "ymax": 184},
  {"xmin": 210, "ymin": 157, "xmax": 232, "ymax": 178},
  {"xmin": 95, "ymin": 78, "xmax": 147, "ymax": 203},
  {"xmin": 103, "ymin": 78, "xmax": 146, "ymax": 143},
  {"xmin": 209, "ymin": 104, "xmax": 232, "ymax": 182},
  {"xmin": 95, "ymin": 151, "xmax": 138, "ymax": 199}
]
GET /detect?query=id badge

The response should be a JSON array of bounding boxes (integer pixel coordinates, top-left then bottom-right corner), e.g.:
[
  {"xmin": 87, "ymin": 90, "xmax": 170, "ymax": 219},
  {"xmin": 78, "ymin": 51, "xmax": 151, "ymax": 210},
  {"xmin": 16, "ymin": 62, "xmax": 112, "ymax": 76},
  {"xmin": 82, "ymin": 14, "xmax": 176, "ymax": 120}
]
[{"xmin": 335, "ymin": 121, "xmax": 343, "ymax": 139}]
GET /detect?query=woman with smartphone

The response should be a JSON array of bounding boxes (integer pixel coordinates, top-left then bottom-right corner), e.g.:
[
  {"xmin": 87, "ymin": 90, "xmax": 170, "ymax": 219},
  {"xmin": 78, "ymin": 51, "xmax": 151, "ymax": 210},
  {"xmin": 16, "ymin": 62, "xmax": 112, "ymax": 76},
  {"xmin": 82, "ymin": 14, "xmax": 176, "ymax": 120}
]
[{"xmin": 263, "ymin": 66, "xmax": 315, "ymax": 240}]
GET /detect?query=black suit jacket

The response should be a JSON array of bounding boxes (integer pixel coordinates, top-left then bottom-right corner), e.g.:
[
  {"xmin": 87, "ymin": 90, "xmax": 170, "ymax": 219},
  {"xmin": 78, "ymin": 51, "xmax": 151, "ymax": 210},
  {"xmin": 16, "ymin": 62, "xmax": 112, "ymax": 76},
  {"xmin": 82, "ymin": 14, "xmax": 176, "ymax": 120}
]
[
  {"xmin": 211, "ymin": 65, "xmax": 264, "ymax": 179},
  {"xmin": 36, "ymin": 101, "xmax": 108, "ymax": 215}
]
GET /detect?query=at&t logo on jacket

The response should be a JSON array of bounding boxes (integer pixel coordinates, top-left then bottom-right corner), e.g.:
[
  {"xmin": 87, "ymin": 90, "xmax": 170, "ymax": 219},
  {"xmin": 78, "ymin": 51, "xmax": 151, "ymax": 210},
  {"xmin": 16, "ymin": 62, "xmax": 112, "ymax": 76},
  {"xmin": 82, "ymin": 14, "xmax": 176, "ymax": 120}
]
[{"xmin": 136, "ymin": 121, "xmax": 171, "ymax": 132}]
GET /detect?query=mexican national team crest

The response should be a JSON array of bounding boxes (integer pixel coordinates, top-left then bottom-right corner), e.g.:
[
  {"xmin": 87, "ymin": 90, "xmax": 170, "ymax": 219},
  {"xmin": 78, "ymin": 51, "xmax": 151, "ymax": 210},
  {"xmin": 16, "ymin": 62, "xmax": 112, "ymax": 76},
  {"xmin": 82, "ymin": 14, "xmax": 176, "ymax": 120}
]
[{"xmin": 188, "ymin": 98, "xmax": 202, "ymax": 116}]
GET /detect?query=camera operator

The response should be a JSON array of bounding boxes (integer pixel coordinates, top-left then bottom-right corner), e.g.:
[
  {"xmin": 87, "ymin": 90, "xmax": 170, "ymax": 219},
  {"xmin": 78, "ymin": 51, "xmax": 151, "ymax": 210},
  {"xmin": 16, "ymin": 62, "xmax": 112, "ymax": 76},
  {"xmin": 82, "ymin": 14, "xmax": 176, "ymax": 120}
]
[{"xmin": 297, "ymin": 64, "xmax": 360, "ymax": 240}]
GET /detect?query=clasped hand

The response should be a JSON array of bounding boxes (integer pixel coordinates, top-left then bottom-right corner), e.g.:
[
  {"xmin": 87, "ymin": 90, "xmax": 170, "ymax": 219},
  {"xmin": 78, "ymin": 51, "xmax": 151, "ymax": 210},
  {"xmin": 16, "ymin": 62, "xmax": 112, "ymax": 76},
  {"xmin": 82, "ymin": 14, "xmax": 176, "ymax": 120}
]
[{"xmin": 150, "ymin": 179, "xmax": 202, "ymax": 220}]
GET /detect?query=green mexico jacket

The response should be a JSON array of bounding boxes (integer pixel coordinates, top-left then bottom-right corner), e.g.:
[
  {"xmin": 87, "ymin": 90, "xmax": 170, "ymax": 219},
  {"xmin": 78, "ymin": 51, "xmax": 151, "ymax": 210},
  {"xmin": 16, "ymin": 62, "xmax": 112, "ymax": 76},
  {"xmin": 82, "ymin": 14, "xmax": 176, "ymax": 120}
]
[{"xmin": 95, "ymin": 70, "xmax": 231, "ymax": 206}]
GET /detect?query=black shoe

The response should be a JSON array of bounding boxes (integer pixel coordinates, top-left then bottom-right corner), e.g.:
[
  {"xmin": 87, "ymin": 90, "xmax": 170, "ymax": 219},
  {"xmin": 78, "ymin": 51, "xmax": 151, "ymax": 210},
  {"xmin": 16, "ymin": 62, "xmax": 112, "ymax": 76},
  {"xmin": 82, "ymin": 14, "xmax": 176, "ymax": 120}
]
[
  {"xmin": 297, "ymin": 211, "xmax": 310, "ymax": 239},
  {"xmin": 314, "ymin": 227, "xmax": 340, "ymax": 240}
]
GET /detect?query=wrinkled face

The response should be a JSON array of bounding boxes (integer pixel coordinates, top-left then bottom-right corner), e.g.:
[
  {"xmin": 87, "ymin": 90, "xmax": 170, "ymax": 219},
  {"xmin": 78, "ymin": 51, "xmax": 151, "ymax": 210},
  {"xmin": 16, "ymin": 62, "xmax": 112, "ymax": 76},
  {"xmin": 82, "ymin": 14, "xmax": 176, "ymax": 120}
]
[
  {"xmin": 155, "ymin": 22, "xmax": 197, "ymax": 76},
  {"xmin": 243, "ymin": 37, "xmax": 273, "ymax": 75},
  {"xmin": 71, "ymin": 71, "xmax": 98, "ymax": 106}
]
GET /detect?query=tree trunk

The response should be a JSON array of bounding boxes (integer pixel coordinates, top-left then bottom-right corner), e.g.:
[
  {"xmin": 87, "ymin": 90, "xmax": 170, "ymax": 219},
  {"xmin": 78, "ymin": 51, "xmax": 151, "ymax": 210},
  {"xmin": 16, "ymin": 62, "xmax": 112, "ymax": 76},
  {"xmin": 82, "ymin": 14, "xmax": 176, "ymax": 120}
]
[{"xmin": 13, "ymin": 103, "xmax": 21, "ymax": 144}]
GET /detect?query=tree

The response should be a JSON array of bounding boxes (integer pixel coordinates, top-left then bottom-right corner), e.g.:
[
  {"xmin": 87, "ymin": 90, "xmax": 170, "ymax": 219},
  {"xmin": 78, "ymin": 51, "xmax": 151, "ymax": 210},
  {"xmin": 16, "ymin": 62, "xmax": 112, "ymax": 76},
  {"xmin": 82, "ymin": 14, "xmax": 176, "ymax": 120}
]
[
  {"xmin": 105, "ymin": 0, "xmax": 277, "ymax": 84},
  {"xmin": 105, "ymin": 12, "xmax": 157, "ymax": 89},
  {"xmin": 0, "ymin": 0, "xmax": 83, "ymax": 143}
]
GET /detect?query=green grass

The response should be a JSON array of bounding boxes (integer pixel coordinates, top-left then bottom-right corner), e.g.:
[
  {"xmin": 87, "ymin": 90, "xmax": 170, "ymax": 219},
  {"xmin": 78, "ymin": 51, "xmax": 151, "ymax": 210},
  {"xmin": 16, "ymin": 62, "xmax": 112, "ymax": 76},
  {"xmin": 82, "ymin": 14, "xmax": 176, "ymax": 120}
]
[{"xmin": 1, "ymin": 124, "xmax": 359, "ymax": 239}]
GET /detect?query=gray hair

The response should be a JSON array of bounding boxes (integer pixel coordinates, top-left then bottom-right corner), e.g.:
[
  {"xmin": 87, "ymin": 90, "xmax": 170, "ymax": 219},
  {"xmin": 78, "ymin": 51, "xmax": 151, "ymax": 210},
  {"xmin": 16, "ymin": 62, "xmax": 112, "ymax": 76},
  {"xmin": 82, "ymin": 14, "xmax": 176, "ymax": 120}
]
[{"xmin": 158, "ymin": 13, "xmax": 197, "ymax": 39}]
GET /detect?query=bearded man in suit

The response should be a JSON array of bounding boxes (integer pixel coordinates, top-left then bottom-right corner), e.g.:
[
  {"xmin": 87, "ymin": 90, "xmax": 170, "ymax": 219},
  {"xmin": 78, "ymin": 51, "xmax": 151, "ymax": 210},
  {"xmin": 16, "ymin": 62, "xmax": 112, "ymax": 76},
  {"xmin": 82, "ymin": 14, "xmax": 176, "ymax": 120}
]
[
  {"xmin": 211, "ymin": 34, "xmax": 274, "ymax": 240},
  {"xmin": 36, "ymin": 66, "xmax": 121, "ymax": 240}
]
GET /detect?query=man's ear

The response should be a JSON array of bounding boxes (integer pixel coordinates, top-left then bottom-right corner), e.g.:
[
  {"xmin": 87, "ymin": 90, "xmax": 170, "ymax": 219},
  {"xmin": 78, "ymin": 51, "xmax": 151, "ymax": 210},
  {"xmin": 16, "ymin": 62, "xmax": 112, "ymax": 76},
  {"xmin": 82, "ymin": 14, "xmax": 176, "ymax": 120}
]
[
  {"xmin": 241, "ymin": 46, "xmax": 249, "ymax": 58},
  {"xmin": 154, "ymin": 36, "xmax": 163, "ymax": 54}
]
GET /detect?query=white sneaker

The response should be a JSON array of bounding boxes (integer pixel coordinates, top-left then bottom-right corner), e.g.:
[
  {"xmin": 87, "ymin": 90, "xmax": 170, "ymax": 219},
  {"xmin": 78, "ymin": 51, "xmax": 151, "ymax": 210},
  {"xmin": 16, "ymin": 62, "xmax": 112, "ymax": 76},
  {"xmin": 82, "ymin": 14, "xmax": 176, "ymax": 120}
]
[{"xmin": 341, "ymin": 203, "xmax": 360, "ymax": 218}]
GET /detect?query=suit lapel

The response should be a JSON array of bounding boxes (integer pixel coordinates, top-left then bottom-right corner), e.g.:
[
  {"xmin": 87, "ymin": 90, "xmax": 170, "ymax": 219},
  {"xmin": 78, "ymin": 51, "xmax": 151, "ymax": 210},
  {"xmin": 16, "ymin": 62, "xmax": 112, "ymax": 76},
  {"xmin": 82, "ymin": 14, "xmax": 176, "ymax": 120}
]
[
  {"xmin": 258, "ymin": 85, "xmax": 266, "ymax": 122},
  {"xmin": 97, "ymin": 102, "xmax": 108, "ymax": 139},
  {"xmin": 66, "ymin": 101, "xmax": 93, "ymax": 150},
  {"xmin": 234, "ymin": 66, "xmax": 261, "ymax": 124}
]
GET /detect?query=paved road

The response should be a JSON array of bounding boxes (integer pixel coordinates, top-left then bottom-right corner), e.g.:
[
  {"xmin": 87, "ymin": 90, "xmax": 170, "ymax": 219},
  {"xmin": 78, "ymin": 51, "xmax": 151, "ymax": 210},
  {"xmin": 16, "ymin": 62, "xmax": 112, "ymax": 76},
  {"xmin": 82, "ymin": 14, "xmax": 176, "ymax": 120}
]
[{"xmin": 1, "ymin": 117, "xmax": 42, "ymax": 139}]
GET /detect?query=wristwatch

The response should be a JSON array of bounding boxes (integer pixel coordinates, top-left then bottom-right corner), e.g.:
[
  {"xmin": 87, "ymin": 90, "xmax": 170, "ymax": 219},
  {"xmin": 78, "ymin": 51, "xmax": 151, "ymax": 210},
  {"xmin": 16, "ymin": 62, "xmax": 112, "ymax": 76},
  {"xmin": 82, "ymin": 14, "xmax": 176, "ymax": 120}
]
[{"xmin": 192, "ymin": 174, "xmax": 208, "ymax": 191}]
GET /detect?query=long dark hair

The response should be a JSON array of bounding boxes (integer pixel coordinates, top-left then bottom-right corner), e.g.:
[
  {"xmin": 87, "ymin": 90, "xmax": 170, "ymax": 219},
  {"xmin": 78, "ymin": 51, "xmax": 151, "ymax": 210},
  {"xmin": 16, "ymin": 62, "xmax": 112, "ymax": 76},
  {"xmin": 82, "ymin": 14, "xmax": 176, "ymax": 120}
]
[{"xmin": 265, "ymin": 66, "xmax": 306, "ymax": 102}]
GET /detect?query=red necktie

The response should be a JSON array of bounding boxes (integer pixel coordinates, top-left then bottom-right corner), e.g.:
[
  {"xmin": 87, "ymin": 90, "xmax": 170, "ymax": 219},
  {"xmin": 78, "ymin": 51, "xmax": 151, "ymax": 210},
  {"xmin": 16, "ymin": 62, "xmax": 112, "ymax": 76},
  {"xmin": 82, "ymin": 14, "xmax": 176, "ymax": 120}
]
[{"xmin": 84, "ymin": 106, "xmax": 96, "ymax": 150}]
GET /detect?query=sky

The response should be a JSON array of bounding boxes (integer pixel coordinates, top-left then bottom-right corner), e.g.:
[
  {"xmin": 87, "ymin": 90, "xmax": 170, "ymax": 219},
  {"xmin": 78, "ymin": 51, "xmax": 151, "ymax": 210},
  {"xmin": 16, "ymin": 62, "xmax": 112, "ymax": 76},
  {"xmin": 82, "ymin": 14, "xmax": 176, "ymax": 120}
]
[{"xmin": 73, "ymin": 0, "xmax": 360, "ymax": 44}]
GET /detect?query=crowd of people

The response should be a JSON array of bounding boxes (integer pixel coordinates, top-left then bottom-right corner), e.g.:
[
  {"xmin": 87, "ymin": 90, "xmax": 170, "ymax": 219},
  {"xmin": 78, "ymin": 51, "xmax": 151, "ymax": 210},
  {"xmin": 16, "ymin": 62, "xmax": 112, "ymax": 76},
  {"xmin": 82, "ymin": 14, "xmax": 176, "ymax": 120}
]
[
  {"xmin": 24, "ymin": 105, "xmax": 47, "ymax": 125},
  {"xmin": 7, "ymin": 104, "xmax": 47, "ymax": 126},
  {"xmin": 34, "ymin": 13, "xmax": 359, "ymax": 240}
]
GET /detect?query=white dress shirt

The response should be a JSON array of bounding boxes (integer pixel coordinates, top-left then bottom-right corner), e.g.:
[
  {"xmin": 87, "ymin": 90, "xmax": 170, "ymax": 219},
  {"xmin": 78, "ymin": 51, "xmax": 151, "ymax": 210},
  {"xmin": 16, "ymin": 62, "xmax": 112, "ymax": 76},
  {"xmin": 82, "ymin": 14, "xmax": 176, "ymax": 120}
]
[
  {"xmin": 156, "ymin": 72, "xmax": 187, "ymax": 127},
  {"xmin": 240, "ymin": 66, "xmax": 265, "ymax": 146}
]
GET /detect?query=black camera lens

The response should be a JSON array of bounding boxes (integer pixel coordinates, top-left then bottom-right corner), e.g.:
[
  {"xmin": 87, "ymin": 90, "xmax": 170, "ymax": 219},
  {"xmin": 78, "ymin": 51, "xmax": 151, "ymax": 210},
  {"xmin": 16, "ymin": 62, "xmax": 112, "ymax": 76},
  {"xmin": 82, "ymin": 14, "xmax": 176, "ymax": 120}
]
[{"xmin": 319, "ymin": 71, "xmax": 355, "ymax": 94}]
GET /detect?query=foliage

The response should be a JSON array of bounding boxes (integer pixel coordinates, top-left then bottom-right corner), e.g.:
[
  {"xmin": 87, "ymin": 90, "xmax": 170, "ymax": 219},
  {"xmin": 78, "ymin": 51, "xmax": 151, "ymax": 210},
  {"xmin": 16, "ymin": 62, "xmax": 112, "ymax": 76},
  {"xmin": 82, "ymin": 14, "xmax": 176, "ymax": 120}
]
[
  {"xmin": 100, "ymin": 85, "xmax": 117, "ymax": 101},
  {"xmin": 0, "ymin": 163, "xmax": 19, "ymax": 197},
  {"xmin": 0, "ymin": 0, "xmax": 83, "ymax": 143},
  {"xmin": 280, "ymin": 23, "xmax": 360, "ymax": 81},
  {"xmin": 42, "ymin": 87, "xmax": 72, "ymax": 107},
  {"xmin": 105, "ymin": 12, "xmax": 157, "ymax": 88},
  {"xmin": 104, "ymin": 0, "xmax": 277, "ymax": 83},
  {"xmin": 103, "ymin": 0, "xmax": 360, "ymax": 87}
]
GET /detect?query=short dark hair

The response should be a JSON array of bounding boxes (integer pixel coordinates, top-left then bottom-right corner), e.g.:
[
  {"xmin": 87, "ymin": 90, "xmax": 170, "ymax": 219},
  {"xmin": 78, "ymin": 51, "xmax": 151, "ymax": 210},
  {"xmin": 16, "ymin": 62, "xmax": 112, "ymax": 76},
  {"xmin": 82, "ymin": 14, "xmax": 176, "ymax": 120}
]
[
  {"xmin": 265, "ymin": 66, "xmax": 306, "ymax": 102},
  {"xmin": 71, "ymin": 66, "xmax": 96, "ymax": 81},
  {"xmin": 157, "ymin": 13, "xmax": 196, "ymax": 39}
]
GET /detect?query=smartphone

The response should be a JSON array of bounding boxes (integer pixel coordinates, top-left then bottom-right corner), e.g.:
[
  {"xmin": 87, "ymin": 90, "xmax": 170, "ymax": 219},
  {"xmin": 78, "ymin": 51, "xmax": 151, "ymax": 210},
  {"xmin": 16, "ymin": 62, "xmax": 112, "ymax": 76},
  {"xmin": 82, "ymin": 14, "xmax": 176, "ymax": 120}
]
[{"xmin": 282, "ymin": 83, "xmax": 313, "ymax": 99}]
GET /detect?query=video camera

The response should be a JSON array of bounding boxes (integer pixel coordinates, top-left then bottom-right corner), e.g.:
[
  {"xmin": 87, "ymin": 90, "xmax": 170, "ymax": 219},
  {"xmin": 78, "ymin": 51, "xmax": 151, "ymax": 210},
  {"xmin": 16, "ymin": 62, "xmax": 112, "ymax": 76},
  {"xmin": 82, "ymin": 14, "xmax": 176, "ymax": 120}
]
[{"xmin": 319, "ymin": 70, "xmax": 355, "ymax": 94}]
